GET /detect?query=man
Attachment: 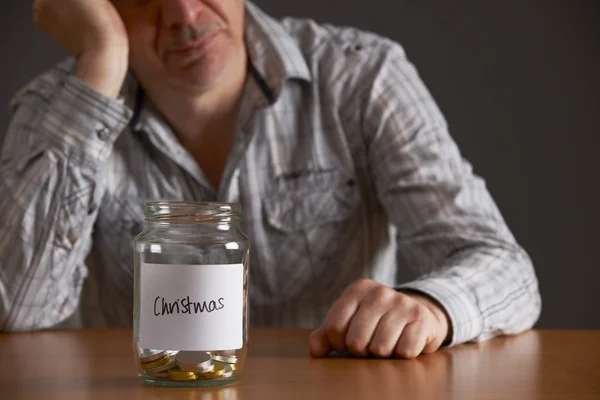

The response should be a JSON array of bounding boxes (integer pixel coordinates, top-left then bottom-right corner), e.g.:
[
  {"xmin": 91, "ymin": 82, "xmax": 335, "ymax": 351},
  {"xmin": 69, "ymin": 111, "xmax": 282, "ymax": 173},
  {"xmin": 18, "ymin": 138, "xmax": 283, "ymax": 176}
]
[{"xmin": 0, "ymin": 0, "xmax": 541, "ymax": 359}]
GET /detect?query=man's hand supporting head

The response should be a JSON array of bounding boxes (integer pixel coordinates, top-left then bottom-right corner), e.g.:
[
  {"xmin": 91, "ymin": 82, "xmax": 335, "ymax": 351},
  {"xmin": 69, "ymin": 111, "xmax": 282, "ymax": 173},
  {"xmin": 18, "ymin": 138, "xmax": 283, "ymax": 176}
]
[{"xmin": 33, "ymin": 0, "xmax": 129, "ymax": 98}]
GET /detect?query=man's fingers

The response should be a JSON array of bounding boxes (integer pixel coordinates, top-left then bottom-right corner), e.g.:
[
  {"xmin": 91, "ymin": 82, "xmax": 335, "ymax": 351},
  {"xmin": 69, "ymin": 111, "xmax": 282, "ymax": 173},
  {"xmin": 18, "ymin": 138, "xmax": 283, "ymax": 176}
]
[
  {"xmin": 309, "ymin": 327, "xmax": 332, "ymax": 358},
  {"xmin": 344, "ymin": 306, "xmax": 381, "ymax": 356},
  {"xmin": 316, "ymin": 282, "xmax": 447, "ymax": 359},
  {"xmin": 345, "ymin": 286, "xmax": 396, "ymax": 356},
  {"xmin": 321, "ymin": 280, "xmax": 376, "ymax": 353},
  {"xmin": 322, "ymin": 293, "xmax": 360, "ymax": 353},
  {"xmin": 367, "ymin": 311, "xmax": 408, "ymax": 358},
  {"xmin": 395, "ymin": 320, "xmax": 429, "ymax": 359}
]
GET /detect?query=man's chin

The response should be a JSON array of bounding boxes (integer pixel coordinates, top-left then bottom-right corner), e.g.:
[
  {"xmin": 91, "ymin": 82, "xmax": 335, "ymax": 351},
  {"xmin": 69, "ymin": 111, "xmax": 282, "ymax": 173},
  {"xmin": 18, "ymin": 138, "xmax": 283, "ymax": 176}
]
[{"xmin": 166, "ymin": 66, "xmax": 227, "ymax": 93}]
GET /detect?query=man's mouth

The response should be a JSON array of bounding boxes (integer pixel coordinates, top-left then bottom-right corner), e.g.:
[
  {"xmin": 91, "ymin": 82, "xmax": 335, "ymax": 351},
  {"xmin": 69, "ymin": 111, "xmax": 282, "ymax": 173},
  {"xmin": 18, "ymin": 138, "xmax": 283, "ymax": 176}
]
[{"xmin": 169, "ymin": 28, "xmax": 221, "ymax": 57}]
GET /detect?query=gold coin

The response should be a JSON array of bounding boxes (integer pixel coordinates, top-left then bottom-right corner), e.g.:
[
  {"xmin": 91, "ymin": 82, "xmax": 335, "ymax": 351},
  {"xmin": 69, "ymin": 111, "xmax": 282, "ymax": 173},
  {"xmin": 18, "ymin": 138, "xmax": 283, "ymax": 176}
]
[
  {"xmin": 168, "ymin": 368, "xmax": 198, "ymax": 381},
  {"xmin": 141, "ymin": 354, "xmax": 170, "ymax": 370},
  {"xmin": 199, "ymin": 361, "xmax": 230, "ymax": 378}
]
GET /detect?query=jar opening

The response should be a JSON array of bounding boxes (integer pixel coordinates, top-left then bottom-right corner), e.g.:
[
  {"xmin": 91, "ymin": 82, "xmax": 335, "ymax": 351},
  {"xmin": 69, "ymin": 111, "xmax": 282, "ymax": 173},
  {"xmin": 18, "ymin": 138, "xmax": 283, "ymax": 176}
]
[{"xmin": 145, "ymin": 201, "xmax": 240, "ymax": 223}]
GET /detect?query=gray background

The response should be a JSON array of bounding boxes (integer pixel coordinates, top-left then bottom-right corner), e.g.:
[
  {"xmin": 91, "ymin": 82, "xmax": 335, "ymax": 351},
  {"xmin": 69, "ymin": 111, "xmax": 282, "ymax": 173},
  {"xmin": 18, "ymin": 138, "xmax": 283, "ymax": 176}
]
[{"xmin": 1, "ymin": 1, "xmax": 598, "ymax": 329}]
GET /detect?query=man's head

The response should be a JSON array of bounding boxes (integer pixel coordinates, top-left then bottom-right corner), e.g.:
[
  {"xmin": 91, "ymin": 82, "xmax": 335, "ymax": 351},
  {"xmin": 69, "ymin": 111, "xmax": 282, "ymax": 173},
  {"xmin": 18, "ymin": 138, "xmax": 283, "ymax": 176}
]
[{"xmin": 112, "ymin": 0, "xmax": 246, "ymax": 94}]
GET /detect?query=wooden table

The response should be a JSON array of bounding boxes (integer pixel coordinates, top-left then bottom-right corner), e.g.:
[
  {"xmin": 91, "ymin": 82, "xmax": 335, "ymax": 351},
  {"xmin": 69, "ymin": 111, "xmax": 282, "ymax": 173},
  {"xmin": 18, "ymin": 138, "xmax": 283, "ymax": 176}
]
[{"xmin": 1, "ymin": 329, "xmax": 599, "ymax": 399}]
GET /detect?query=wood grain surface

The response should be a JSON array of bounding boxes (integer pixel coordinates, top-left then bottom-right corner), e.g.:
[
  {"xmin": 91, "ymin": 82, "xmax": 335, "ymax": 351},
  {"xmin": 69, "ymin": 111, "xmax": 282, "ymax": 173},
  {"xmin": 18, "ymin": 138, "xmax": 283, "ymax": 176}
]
[{"xmin": 1, "ymin": 329, "xmax": 599, "ymax": 399}]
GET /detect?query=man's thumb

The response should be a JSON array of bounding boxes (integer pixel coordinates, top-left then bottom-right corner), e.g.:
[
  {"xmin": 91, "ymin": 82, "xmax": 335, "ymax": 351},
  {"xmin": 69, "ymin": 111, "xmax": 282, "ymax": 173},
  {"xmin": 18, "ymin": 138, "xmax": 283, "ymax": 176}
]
[{"xmin": 309, "ymin": 326, "xmax": 332, "ymax": 358}]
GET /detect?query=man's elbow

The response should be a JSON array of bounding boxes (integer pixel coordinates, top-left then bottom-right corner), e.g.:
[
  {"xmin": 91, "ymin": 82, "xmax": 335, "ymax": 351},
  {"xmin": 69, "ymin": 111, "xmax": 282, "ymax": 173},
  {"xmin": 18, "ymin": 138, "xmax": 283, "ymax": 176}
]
[
  {"xmin": 525, "ymin": 283, "xmax": 543, "ymax": 330},
  {"xmin": 506, "ymin": 278, "xmax": 543, "ymax": 337},
  {"xmin": 0, "ymin": 316, "xmax": 41, "ymax": 333}
]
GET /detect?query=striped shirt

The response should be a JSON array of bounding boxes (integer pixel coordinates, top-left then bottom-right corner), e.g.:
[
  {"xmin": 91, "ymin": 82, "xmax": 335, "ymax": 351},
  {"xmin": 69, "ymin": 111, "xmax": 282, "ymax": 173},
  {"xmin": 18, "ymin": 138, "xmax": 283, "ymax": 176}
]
[{"xmin": 0, "ymin": 2, "xmax": 540, "ymax": 345}]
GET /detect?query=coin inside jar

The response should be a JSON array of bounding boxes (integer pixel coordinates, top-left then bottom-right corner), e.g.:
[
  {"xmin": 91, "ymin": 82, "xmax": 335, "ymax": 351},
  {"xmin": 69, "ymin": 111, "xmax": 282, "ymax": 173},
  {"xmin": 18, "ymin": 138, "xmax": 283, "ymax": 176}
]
[
  {"xmin": 175, "ymin": 351, "xmax": 214, "ymax": 373},
  {"xmin": 139, "ymin": 350, "xmax": 167, "ymax": 364},
  {"xmin": 211, "ymin": 354, "xmax": 238, "ymax": 364},
  {"xmin": 141, "ymin": 354, "xmax": 171, "ymax": 370},
  {"xmin": 221, "ymin": 364, "xmax": 235, "ymax": 378},
  {"xmin": 144, "ymin": 355, "xmax": 176, "ymax": 375},
  {"xmin": 168, "ymin": 368, "xmax": 198, "ymax": 381},
  {"xmin": 220, "ymin": 364, "xmax": 234, "ymax": 378},
  {"xmin": 199, "ymin": 361, "xmax": 232, "ymax": 378}
]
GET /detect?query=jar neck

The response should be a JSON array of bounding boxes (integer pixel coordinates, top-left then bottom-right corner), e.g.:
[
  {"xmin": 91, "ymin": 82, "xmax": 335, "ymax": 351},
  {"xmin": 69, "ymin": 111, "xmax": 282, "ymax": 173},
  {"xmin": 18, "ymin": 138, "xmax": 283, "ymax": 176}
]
[{"xmin": 145, "ymin": 202, "xmax": 241, "ymax": 226}]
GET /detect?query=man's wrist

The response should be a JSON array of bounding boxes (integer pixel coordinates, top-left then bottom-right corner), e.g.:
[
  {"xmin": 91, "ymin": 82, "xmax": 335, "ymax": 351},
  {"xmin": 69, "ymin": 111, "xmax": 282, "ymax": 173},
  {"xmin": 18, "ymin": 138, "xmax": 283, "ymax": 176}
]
[
  {"xmin": 398, "ymin": 289, "xmax": 453, "ymax": 346},
  {"xmin": 75, "ymin": 47, "xmax": 129, "ymax": 99}
]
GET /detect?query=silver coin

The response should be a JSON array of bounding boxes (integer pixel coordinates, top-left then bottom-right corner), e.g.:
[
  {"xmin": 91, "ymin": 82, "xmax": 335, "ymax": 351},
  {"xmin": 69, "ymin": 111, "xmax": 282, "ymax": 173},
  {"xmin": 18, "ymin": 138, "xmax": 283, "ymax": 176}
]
[
  {"xmin": 139, "ymin": 350, "xmax": 167, "ymax": 364},
  {"xmin": 211, "ymin": 355, "xmax": 238, "ymax": 364},
  {"xmin": 221, "ymin": 363, "xmax": 234, "ymax": 378},
  {"xmin": 176, "ymin": 351, "xmax": 214, "ymax": 373}
]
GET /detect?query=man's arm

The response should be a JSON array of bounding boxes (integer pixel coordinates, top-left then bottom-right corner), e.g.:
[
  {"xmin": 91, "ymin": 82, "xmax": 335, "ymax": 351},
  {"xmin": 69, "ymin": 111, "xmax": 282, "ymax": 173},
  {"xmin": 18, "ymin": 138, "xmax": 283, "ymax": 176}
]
[
  {"xmin": 363, "ymin": 43, "xmax": 541, "ymax": 346},
  {"xmin": 310, "ymin": 40, "xmax": 540, "ymax": 357},
  {"xmin": 0, "ymin": 65, "xmax": 133, "ymax": 332},
  {"xmin": 0, "ymin": 0, "xmax": 130, "ymax": 332}
]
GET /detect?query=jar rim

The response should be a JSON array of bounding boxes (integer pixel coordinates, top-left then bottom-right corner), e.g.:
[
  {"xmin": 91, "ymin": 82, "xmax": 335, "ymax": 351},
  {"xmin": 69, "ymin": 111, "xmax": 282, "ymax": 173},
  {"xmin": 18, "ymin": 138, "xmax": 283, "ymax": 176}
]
[
  {"xmin": 145, "ymin": 201, "xmax": 241, "ymax": 223},
  {"xmin": 146, "ymin": 201, "xmax": 240, "ymax": 209}
]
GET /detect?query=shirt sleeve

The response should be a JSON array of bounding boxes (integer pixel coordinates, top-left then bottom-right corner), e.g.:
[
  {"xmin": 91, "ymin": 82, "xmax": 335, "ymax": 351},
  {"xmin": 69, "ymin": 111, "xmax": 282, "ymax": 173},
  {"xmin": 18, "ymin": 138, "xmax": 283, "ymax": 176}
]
[
  {"xmin": 0, "ymin": 61, "xmax": 132, "ymax": 332},
  {"xmin": 361, "ymin": 42, "xmax": 541, "ymax": 346}
]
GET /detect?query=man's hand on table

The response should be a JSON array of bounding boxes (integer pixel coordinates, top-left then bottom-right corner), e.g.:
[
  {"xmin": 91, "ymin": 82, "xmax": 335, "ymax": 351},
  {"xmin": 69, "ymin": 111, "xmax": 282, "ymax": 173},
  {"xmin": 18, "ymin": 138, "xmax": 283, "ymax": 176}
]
[{"xmin": 309, "ymin": 279, "xmax": 452, "ymax": 358}]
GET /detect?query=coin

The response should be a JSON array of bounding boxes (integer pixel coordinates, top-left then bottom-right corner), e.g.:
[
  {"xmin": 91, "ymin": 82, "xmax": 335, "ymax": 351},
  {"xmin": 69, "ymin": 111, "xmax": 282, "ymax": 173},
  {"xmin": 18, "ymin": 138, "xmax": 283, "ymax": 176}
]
[
  {"xmin": 221, "ymin": 364, "xmax": 234, "ymax": 378},
  {"xmin": 176, "ymin": 351, "xmax": 214, "ymax": 373},
  {"xmin": 145, "ymin": 356, "xmax": 176, "ymax": 375},
  {"xmin": 139, "ymin": 350, "xmax": 167, "ymax": 364},
  {"xmin": 168, "ymin": 368, "xmax": 198, "ymax": 381},
  {"xmin": 141, "ymin": 354, "xmax": 171, "ymax": 370},
  {"xmin": 199, "ymin": 361, "xmax": 232, "ymax": 378},
  {"xmin": 211, "ymin": 355, "xmax": 237, "ymax": 364}
]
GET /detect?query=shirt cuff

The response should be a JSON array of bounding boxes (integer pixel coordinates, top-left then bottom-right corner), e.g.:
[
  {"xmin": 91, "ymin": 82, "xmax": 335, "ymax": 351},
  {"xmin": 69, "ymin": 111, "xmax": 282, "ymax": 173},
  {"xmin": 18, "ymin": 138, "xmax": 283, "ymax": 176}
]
[
  {"xmin": 41, "ymin": 74, "xmax": 133, "ymax": 166},
  {"xmin": 397, "ymin": 277, "xmax": 483, "ymax": 346}
]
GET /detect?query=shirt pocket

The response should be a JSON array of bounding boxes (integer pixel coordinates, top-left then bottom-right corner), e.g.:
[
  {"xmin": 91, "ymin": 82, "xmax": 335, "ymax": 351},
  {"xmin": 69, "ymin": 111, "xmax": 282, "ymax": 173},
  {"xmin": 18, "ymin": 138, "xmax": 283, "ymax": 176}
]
[
  {"xmin": 264, "ymin": 169, "xmax": 360, "ymax": 232},
  {"xmin": 260, "ymin": 169, "xmax": 363, "ymax": 299}
]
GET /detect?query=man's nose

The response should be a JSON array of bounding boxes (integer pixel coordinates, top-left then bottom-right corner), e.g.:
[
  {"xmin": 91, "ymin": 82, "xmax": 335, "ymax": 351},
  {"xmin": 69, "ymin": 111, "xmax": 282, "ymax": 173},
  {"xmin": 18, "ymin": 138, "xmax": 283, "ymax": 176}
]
[{"xmin": 161, "ymin": 0, "xmax": 204, "ymax": 27}]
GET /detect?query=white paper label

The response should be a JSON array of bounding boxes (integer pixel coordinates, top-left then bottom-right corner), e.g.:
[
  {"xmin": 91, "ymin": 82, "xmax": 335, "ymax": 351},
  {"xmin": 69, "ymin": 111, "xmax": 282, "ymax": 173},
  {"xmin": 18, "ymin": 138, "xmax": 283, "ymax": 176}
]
[{"xmin": 140, "ymin": 263, "xmax": 243, "ymax": 351}]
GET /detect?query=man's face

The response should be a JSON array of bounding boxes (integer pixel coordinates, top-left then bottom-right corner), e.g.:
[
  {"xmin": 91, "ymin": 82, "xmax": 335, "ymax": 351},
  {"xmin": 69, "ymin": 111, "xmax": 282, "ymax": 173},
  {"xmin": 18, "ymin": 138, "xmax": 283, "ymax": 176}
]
[{"xmin": 112, "ymin": 0, "xmax": 246, "ymax": 92}]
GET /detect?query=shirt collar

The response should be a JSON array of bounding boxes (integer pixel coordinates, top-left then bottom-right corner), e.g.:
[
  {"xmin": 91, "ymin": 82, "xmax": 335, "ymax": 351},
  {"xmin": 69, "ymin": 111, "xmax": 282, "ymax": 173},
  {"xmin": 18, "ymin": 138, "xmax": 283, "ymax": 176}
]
[{"xmin": 244, "ymin": 1, "xmax": 312, "ymax": 101}]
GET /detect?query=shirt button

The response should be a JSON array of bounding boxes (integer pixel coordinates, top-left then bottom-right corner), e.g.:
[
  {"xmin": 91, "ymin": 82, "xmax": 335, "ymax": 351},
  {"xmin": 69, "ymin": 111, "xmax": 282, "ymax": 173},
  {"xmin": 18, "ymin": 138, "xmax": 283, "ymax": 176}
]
[
  {"xmin": 67, "ymin": 232, "xmax": 78, "ymax": 247},
  {"xmin": 97, "ymin": 127, "xmax": 111, "ymax": 141}
]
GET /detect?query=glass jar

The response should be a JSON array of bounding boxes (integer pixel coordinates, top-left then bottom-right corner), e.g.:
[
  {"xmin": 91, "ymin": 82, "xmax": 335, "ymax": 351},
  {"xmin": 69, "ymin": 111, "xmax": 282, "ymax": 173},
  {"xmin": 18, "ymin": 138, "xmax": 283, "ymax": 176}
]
[{"xmin": 133, "ymin": 201, "xmax": 249, "ymax": 387}]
